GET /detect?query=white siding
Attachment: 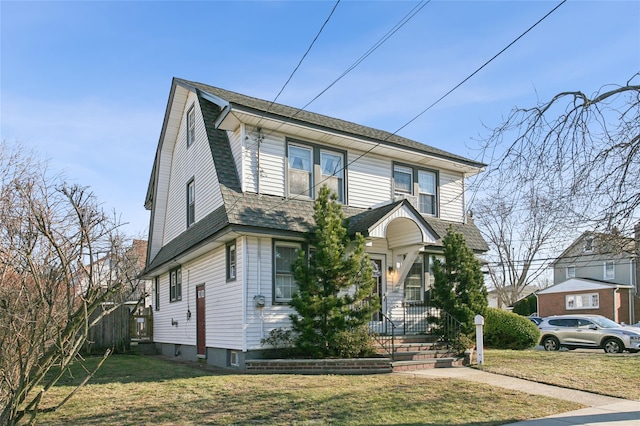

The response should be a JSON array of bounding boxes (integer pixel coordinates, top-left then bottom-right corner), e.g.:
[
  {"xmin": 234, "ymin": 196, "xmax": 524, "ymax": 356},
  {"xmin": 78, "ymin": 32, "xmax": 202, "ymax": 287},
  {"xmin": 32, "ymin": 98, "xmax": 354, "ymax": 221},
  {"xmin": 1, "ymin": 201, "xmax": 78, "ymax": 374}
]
[
  {"xmin": 151, "ymin": 270, "xmax": 195, "ymax": 346},
  {"xmin": 257, "ymin": 133, "xmax": 286, "ymax": 197},
  {"xmin": 229, "ymin": 126, "xmax": 244, "ymax": 191},
  {"xmin": 347, "ymin": 153, "xmax": 391, "ymax": 208},
  {"xmin": 242, "ymin": 126, "xmax": 259, "ymax": 193},
  {"xmin": 163, "ymin": 91, "xmax": 223, "ymax": 245},
  {"xmin": 243, "ymin": 236, "xmax": 297, "ymax": 350},
  {"xmin": 439, "ymin": 170, "xmax": 464, "ymax": 222}
]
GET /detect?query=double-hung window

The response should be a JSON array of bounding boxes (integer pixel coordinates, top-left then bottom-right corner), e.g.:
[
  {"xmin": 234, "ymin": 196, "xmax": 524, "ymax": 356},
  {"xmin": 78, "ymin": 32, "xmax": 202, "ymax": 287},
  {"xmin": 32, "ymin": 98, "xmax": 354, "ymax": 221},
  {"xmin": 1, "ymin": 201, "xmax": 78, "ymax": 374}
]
[
  {"xmin": 288, "ymin": 141, "xmax": 345, "ymax": 202},
  {"xmin": 170, "ymin": 267, "xmax": 182, "ymax": 302},
  {"xmin": 393, "ymin": 165, "xmax": 413, "ymax": 196},
  {"xmin": 394, "ymin": 164, "xmax": 438, "ymax": 215},
  {"xmin": 288, "ymin": 145, "xmax": 313, "ymax": 198},
  {"xmin": 604, "ymin": 261, "xmax": 615, "ymax": 280},
  {"xmin": 187, "ymin": 105, "xmax": 195, "ymax": 147},
  {"xmin": 226, "ymin": 242, "xmax": 236, "ymax": 281},
  {"xmin": 274, "ymin": 242, "xmax": 300, "ymax": 303},
  {"xmin": 321, "ymin": 151, "xmax": 344, "ymax": 202},
  {"xmin": 187, "ymin": 179, "xmax": 195, "ymax": 227},
  {"xmin": 418, "ymin": 170, "xmax": 436, "ymax": 215},
  {"xmin": 404, "ymin": 256, "xmax": 424, "ymax": 303},
  {"xmin": 566, "ymin": 265, "xmax": 575, "ymax": 279}
]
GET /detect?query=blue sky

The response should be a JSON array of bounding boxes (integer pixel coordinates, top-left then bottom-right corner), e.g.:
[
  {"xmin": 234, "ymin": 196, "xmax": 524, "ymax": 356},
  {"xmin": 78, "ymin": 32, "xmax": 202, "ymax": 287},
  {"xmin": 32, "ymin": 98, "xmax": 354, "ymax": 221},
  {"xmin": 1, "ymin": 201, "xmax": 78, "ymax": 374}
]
[{"xmin": 2, "ymin": 0, "xmax": 639, "ymax": 238}]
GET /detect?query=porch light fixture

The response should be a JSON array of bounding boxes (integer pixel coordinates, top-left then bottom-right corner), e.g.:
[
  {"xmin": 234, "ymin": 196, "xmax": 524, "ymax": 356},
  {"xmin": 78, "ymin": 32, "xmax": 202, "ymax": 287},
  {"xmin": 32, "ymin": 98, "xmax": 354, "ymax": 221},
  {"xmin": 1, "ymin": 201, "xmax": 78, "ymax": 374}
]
[{"xmin": 388, "ymin": 266, "xmax": 394, "ymax": 274}]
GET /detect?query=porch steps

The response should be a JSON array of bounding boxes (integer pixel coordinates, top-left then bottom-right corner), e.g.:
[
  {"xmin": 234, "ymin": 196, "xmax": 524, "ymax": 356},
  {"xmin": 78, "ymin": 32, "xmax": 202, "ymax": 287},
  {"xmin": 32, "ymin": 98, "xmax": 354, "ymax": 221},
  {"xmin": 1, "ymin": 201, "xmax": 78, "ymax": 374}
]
[
  {"xmin": 130, "ymin": 341, "xmax": 157, "ymax": 355},
  {"xmin": 375, "ymin": 335, "xmax": 463, "ymax": 371}
]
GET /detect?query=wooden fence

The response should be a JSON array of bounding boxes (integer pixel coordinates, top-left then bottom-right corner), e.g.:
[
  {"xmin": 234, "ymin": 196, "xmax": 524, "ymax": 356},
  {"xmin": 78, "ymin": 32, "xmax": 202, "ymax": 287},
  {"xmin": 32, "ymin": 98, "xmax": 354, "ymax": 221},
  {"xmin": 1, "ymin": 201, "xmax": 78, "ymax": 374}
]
[{"xmin": 83, "ymin": 304, "xmax": 130, "ymax": 355}]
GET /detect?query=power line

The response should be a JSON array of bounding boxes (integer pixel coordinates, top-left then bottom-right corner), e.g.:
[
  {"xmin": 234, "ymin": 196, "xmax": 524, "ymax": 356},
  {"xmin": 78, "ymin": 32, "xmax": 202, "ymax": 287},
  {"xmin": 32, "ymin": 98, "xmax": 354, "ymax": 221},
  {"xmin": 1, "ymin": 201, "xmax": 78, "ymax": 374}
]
[{"xmin": 229, "ymin": 0, "xmax": 568, "ymax": 224}]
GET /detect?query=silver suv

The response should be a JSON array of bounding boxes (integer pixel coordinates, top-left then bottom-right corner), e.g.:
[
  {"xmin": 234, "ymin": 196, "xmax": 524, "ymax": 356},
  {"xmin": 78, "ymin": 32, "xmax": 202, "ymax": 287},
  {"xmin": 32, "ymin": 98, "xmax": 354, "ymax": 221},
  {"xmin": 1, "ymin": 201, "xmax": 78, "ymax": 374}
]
[{"xmin": 538, "ymin": 315, "xmax": 640, "ymax": 354}]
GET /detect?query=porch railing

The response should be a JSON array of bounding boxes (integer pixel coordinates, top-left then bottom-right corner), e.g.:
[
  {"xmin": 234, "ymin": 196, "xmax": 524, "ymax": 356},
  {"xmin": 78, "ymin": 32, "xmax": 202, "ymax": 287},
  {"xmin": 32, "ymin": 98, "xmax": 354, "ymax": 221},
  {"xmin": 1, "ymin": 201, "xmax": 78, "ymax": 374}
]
[
  {"xmin": 370, "ymin": 303, "xmax": 463, "ymax": 357},
  {"xmin": 369, "ymin": 313, "xmax": 396, "ymax": 360}
]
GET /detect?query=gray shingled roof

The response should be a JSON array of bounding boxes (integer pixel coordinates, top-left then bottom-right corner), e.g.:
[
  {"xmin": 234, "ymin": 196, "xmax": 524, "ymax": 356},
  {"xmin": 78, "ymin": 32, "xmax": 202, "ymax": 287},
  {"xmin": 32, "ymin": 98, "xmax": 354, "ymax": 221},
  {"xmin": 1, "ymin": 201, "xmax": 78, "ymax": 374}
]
[{"xmin": 177, "ymin": 77, "xmax": 486, "ymax": 169}]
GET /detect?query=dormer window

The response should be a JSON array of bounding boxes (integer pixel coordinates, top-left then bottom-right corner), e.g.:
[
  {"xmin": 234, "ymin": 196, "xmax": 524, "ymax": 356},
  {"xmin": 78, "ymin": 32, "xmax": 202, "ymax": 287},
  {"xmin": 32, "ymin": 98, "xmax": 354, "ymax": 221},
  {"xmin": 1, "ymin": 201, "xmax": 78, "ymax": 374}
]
[
  {"xmin": 393, "ymin": 165, "xmax": 413, "ymax": 195},
  {"xmin": 287, "ymin": 141, "xmax": 345, "ymax": 202},
  {"xmin": 394, "ymin": 163, "xmax": 438, "ymax": 216},
  {"xmin": 288, "ymin": 145, "xmax": 312, "ymax": 198}
]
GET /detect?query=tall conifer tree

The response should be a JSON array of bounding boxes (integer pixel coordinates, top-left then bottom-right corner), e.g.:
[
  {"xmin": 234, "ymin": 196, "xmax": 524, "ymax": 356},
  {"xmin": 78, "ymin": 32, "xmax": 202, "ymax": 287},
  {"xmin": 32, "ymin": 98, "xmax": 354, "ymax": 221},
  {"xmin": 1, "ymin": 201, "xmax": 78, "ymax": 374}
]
[
  {"xmin": 289, "ymin": 185, "xmax": 379, "ymax": 357},
  {"xmin": 431, "ymin": 226, "xmax": 488, "ymax": 335}
]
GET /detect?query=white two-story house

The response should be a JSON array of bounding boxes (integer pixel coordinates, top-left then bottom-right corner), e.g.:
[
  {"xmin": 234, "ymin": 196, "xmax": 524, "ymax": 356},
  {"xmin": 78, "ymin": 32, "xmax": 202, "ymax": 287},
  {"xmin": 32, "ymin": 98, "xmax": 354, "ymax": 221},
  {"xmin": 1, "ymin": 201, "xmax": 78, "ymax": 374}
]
[{"xmin": 141, "ymin": 78, "xmax": 488, "ymax": 369}]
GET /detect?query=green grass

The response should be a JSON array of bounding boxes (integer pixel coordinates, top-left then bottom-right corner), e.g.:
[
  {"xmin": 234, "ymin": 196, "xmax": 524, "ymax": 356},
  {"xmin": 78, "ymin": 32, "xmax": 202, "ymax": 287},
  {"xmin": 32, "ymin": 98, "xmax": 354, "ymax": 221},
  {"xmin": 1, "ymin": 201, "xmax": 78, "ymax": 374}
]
[
  {"xmin": 478, "ymin": 349, "xmax": 640, "ymax": 400},
  {"xmin": 32, "ymin": 354, "xmax": 582, "ymax": 425}
]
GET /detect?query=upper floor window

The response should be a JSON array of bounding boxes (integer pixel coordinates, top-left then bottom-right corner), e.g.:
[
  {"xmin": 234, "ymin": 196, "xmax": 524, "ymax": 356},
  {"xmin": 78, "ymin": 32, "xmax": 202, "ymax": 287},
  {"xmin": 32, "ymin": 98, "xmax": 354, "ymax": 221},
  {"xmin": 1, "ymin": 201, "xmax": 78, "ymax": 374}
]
[
  {"xmin": 393, "ymin": 165, "xmax": 413, "ymax": 195},
  {"xmin": 418, "ymin": 170, "xmax": 436, "ymax": 215},
  {"xmin": 394, "ymin": 164, "xmax": 438, "ymax": 216},
  {"xmin": 226, "ymin": 242, "xmax": 236, "ymax": 281},
  {"xmin": 187, "ymin": 105, "xmax": 196, "ymax": 147},
  {"xmin": 289, "ymin": 145, "xmax": 312, "ymax": 198},
  {"xmin": 274, "ymin": 241, "xmax": 300, "ymax": 303},
  {"xmin": 187, "ymin": 179, "xmax": 195, "ymax": 227},
  {"xmin": 321, "ymin": 151, "xmax": 344, "ymax": 202},
  {"xmin": 566, "ymin": 265, "xmax": 576, "ymax": 279},
  {"xmin": 604, "ymin": 261, "xmax": 615, "ymax": 280},
  {"xmin": 170, "ymin": 267, "xmax": 182, "ymax": 302},
  {"xmin": 583, "ymin": 237, "xmax": 594, "ymax": 252},
  {"xmin": 287, "ymin": 141, "xmax": 345, "ymax": 202}
]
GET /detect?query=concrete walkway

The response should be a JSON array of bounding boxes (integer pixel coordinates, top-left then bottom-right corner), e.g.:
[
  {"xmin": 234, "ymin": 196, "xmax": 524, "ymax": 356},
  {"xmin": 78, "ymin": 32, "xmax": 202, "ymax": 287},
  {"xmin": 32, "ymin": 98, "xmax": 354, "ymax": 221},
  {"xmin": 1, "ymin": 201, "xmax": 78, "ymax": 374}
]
[{"xmin": 396, "ymin": 367, "xmax": 640, "ymax": 425}]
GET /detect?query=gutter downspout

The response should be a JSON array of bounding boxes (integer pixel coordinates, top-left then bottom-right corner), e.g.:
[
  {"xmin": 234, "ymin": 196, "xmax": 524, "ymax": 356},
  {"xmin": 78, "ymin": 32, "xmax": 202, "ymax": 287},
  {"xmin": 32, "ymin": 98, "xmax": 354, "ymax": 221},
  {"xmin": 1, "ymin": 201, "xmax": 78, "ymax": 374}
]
[
  {"xmin": 242, "ymin": 236, "xmax": 248, "ymax": 352},
  {"xmin": 613, "ymin": 287, "xmax": 619, "ymax": 323}
]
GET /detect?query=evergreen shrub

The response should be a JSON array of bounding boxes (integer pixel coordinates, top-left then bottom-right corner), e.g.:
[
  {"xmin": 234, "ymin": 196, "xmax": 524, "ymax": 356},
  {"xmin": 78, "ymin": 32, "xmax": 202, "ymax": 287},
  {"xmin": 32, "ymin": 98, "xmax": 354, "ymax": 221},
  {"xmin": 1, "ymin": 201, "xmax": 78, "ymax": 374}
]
[{"xmin": 483, "ymin": 308, "xmax": 540, "ymax": 349}]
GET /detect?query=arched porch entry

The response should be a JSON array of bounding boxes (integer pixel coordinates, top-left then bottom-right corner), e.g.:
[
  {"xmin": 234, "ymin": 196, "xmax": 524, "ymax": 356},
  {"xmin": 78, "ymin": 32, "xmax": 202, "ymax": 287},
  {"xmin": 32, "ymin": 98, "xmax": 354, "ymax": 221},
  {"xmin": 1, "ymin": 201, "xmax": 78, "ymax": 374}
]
[{"xmin": 358, "ymin": 200, "xmax": 439, "ymax": 335}]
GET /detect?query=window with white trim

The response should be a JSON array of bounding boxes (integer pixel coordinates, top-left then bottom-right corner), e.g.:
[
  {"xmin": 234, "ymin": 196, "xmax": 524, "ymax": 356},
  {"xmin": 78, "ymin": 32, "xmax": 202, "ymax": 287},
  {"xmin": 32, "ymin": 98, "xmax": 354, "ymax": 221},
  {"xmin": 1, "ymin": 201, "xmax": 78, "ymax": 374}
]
[
  {"xmin": 566, "ymin": 292, "xmax": 599, "ymax": 310},
  {"xmin": 393, "ymin": 165, "xmax": 413, "ymax": 195},
  {"xmin": 187, "ymin": 105, "xmax": 196, "ymax": 147},
  {"xmin": 187, "ymin": 179, "xmax": 195, "ymax": 227},
  {"xmin": 583, "ymin": 237, "xmax": 594, "ymax": 252},
  {"xmin": 394, "ymin": 163, "xmax": 438, "ymax": 215},
  {"xmin": 170, "ymin": 267, "xmax": 182, "ymax": 302},
  {"xmin": 288, "ymin": 145, "xmax": 312, "ymax": 197},
  {"xmin": 566, "ymin": 265, "xmax": 575, "ymax": 279},
  {"xmin": 604, "ymin": 261, "xmax": 615, "ymax": 280},
  {"xmin": 404, "ymin": 256, "xmax": 424, "ymax": 303},
  {"xmin": 418, "ymin": 170, "xmax": 436, "ymax": 215},
  {"xmin": 274, "ymin": 242, "xmax": 300, "ymax": 303},
  {"xmin": 321, "ymin": 150, "xmax": 344, "ymax": 202},
  {"xmin": 226, "ymin": 242, "xmax": 236, "ymax": 281},
  {"xmin": 287, "ymin": 142, "xmax": 345, "ymax": 202}
]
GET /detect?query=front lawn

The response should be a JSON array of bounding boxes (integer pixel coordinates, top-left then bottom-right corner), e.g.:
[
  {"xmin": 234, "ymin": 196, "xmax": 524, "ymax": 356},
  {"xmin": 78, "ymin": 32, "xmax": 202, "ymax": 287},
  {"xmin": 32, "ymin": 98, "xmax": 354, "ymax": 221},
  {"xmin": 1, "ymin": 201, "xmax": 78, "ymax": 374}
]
[
  {"xmin": 31, "ymin": 355, "xmax": 581, "ymax": 425},
  {"xmin": 479, "ymin": 349, "xmax": 640, "ymax": 400}
]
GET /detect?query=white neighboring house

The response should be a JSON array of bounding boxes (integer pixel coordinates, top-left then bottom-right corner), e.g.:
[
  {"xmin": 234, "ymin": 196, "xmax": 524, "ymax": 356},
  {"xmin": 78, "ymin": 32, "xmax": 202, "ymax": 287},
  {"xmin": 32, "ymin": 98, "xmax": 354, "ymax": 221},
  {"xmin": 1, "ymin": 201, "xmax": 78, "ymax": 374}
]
[{"xmin": 141, "ymin": 78, "xmax": 488, "ymax": 369}]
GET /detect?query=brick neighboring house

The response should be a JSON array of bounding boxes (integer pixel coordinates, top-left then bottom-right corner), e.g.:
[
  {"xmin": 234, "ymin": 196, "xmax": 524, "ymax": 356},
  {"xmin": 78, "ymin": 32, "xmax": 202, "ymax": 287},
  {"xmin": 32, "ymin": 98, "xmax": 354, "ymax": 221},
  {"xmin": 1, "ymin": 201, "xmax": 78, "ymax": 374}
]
[{"xmin": 538, "ymin": 227, "xmax": 640, "ymax": 324}]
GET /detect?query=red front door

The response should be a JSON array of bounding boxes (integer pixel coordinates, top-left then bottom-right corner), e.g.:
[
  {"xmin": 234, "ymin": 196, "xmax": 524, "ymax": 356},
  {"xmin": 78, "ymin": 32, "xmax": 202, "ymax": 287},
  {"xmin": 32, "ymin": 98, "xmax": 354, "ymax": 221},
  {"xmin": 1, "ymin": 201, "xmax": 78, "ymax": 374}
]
[{"xmin": 196, "ymin": 285, "xmax": 206, "ymax": 357}]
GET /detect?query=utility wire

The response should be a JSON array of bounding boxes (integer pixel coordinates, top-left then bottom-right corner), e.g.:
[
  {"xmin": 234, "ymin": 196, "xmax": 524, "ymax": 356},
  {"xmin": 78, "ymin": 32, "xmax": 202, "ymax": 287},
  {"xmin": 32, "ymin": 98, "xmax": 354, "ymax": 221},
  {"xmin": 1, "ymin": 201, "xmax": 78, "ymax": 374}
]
[
  {"xmin": 265, "ymin": 0, "xmax": 341, "ymax": 114},
  {"xmin": 232, "ymin": 0, "xmax": 567, "ymax": 221}
]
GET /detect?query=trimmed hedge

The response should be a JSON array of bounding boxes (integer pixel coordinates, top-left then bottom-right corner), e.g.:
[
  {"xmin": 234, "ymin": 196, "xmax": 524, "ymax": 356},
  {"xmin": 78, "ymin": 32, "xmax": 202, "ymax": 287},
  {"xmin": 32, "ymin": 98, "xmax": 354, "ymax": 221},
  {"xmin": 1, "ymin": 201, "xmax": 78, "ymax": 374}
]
[{"xmin": 483, "ymin": 308, "xmax": 540, "ymax": 350}]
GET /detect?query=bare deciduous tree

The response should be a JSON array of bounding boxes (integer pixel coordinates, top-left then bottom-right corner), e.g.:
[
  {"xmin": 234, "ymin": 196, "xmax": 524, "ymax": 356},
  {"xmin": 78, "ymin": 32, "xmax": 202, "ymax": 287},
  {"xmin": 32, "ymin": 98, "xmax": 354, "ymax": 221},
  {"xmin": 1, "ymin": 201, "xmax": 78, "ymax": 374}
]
[
  {"xmin": 472, "ymin": 75, "xmax": 639, "ymax": 305},
  {"xmin": 0, "ymin": 141, "xmax": 142, "ymax": 425},
  {"xmin": 481, "ymin": 74, "xmax": 640, "ymax": 232},
  {"xmin": 474, "ymin": 187, "xmax": 564, "ymax": 307}
]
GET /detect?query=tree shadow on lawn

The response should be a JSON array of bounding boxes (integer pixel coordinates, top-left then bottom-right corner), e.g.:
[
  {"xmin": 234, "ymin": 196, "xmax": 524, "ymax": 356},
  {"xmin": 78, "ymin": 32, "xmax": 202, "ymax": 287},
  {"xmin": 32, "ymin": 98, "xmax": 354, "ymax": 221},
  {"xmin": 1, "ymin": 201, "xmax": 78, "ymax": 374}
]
[{"xmin": 51, "ymin": 354, "xmax": 234, "ymax": 386}]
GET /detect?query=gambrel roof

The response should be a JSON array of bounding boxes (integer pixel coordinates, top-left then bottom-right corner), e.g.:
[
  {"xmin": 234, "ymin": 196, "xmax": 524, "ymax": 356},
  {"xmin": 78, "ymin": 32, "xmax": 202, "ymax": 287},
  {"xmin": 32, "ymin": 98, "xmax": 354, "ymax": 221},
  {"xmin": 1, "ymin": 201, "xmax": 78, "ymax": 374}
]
[{"xmin": 143, "ymin": 78, "xmax": 488, "ymax": 276}]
